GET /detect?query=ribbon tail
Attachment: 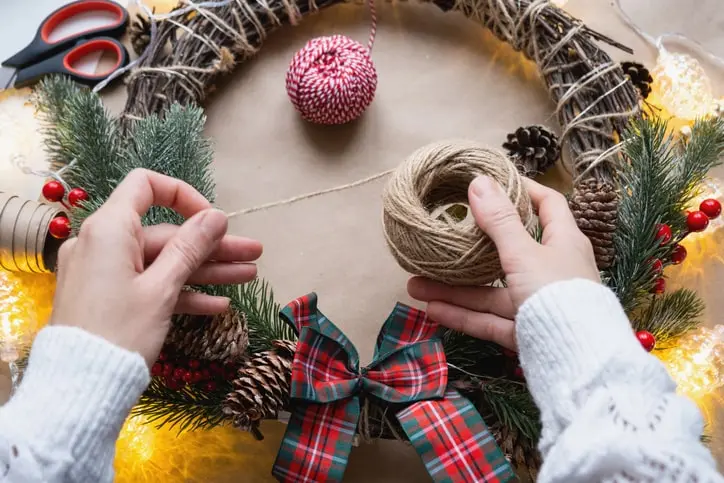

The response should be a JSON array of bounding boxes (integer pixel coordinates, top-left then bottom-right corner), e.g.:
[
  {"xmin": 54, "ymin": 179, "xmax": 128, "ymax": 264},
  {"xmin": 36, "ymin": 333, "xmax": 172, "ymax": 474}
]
[
  {"xmin": 397, "ymin": 390, "xmax": 518, "ymax": 483},
  {"xmin": 273, "ymin": 398, "xmax": 360, "ymax": 483}
]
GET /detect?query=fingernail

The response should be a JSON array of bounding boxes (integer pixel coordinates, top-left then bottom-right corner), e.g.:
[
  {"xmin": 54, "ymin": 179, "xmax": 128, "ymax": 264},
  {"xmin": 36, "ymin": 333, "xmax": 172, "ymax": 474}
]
[
  {"xmin": 470, "ymin": 176, "xmax": 494, "ymax": 198},
  {"xmin": 198, "ymin": 209, "xmax": 228, "ymax": 240}
]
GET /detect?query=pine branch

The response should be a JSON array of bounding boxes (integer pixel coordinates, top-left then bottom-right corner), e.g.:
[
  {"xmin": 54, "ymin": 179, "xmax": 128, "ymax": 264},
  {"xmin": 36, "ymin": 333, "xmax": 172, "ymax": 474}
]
[
  {"xmin": 607, "ymin": 116, "xmax": 724, "ymax": 312},
  {"xmin": 133, "ymin": 378, "xmax": 231, "ymax": 432},
  {"xmin": 231, "ymin": 279, "xmax": 296, "ymax": 353},
  {"xmin": 443, "ymin": 329, "xmax": 502, "ymax": 374},
  {"xmin": 478, "ymin": 379, "xmax": 541, "ymax": 442},
  {"xmin": 634, "ymin": 288, "xmax": 704, "ymax": 347}
]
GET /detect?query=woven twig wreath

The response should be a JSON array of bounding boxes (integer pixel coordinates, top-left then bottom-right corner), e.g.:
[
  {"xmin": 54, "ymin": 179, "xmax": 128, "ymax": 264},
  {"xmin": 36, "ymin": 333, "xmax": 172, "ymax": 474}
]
[
  {"xmin": 120, "ymin": 0, "xmax": 642, "ymax": 476},
  {"xmin": 122, "ymin": 0, "xmax": 640, "ymax": 183}
]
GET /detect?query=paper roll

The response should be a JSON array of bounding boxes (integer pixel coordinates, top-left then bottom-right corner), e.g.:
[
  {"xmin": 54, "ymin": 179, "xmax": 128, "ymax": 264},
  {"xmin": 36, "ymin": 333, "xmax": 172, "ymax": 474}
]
[{"xmin": 0, "ymin": 191, "xmax": 66, "ymax": 273}]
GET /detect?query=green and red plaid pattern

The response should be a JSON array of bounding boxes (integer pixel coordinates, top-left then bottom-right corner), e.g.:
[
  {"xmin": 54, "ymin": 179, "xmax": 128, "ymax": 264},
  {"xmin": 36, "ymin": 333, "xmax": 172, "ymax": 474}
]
[
  {"xmin": 272, "ymin": 293, "xmax": 515, "ymax": 483},
  {"xmin": 398, "ymin": 390, "xmax": 517, "ymax": 482}
]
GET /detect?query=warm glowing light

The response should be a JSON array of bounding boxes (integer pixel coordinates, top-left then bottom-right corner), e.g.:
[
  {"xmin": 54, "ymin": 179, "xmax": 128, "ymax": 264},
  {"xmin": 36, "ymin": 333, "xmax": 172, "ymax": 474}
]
[
  {"xmin": 114, "ymin": 416, "xmax": 286, "ymax": 482},
  {"xmin": 0, "ymin": 270, "xmax": 55, "ymax": 362},
  {"xmin": 652, "ymin": 50, "xmax": 715, "ymax": 121},
  {"xmin": 658, "ymin": 325, "xmax": 724, "ymax": 400}
]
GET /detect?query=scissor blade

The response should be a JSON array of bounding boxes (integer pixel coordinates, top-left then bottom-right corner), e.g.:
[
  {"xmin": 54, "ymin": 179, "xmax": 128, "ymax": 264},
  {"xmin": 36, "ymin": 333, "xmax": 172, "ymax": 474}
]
[{"xmin": 0, "ymin": 67, "xmax": 17, "ymax": 89}]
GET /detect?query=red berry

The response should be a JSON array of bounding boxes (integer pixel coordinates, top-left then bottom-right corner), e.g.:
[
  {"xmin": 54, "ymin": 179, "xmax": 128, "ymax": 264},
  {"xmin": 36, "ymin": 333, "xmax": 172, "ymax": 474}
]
[
  {"xmin": 671, "ymin": 244, "xmax": 687, "ymax": 265},
  {"xmin": 209, "ymin": 362, "xmax": 223, "ymax": 375},
  {"xmin": 162, "ymin": 363, "xmax": 174, "ymax": 378},
  {"xmin": 158, "ymin": 351, "xmax": 167, "ymax": 361},
  {"xmin": 655, "ymin": 223, "xmax": 672, "ymax": 244},
  {"xmin": 699, "ymin": 198, "xmax": 722, "ymax": 219},
  {"xmin": 191, "ymin": 370, "xmax": 203, "ymax": 383},
  {"xmin": 649, "ymin": 258, "xmax": 663, "ymax": 275},
  {"xmin": 636, "ymin": 330, "xmax": 656, "ymax": 352},
  {"xmin": 166, "ymin": 377, "xmax": 182, "ymax": 390},
  {"xmin": 49, "ymin": 216, "xmax": 71, "ymax": 239},
  {"xmin": 188, "ymin": 359, "xmax": 201, "ymax": 369},
  {"xmin": 182, "ymin": 371, "xmax": 193, "ymax": 383},
  {"xmin": 513, "ymin": 366, "xmax": 524, "ymax": 379},
  {"xmin": 201, "ymin": 369, "xmax": 211, "ymax": 381},
  {"xmin": 151, "ymin": 363, "xmax": 163, "ymax": 377},
  {"xmin": 651, "ymin": 277, "xmax": 666, "ymax": 294},
  {"xmin": 173, "ymin": 368, "xmax": 186, "ymax": 381},
  {"xmin": 686, "ymin": 211, "xmax": 709, "ymax": 232},
  {"xmin": 205, "ymin": 381, "xmax": 217, "ymax": 392},
  {"xmin": 67, "ymin": 187, "xmax": 89, "ymax": 207},
  {"xmin": 42, "ymin": 180, "xmax": 65, "ymax": 202}
]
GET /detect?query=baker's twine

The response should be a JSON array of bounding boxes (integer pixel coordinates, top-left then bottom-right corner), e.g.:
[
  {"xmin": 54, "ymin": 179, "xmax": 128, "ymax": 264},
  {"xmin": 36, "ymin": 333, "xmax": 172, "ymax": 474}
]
[
  {"xmin": 382, "ymin": 140, "xmax": 535, "ymax": 286},
  {"xmin": 285, "ymin": 1, "xmax": 378, "ymax": 124}
]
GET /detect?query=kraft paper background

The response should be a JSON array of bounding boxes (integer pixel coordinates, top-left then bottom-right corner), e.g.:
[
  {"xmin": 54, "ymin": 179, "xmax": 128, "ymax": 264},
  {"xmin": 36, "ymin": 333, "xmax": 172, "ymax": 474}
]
[{"xmin": 3, "ymin": 0, "xmax": 723, "ymax": 480}]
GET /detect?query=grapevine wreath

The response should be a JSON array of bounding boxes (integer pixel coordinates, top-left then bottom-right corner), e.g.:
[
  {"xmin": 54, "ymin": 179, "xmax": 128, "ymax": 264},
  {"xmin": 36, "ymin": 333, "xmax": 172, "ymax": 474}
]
[{"xmin": 31, "ymin": 0, "xmax": 724, "ymax": 480}]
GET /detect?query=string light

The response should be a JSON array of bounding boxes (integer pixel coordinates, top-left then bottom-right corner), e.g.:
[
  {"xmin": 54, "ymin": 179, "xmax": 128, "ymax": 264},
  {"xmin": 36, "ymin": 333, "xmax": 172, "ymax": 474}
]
[
  {"xmin": 652, "ymin": 50, "xmax": 716, "ymax": 121},
  {"xmin": 659, "ymin": 325, "xmax": 724, "ymax": 400}
]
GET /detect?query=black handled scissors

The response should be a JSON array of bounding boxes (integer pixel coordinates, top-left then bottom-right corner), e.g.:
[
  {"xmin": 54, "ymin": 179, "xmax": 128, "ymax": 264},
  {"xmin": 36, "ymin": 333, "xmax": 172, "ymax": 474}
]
[{"xmin": 1, "ymin": 0, "xmax": 129, "ymax": 88}]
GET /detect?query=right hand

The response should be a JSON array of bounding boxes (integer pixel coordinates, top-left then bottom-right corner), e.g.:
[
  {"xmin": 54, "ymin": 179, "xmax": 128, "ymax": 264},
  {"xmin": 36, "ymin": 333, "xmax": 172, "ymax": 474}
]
[{"xmin": 408, "ymin": 175, "xmax": 600, "ymax": 350}]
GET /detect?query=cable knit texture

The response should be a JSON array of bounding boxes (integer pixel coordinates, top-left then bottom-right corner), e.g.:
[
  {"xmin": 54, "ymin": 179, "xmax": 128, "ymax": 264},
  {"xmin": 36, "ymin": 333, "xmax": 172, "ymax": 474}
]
[
  {"xmin": 517, "ymin": 279, "xmax": 723, "ymax": 482},
  {"xmin": 0, "ymin": 326, "xmax": 149, "ymax": 482}
]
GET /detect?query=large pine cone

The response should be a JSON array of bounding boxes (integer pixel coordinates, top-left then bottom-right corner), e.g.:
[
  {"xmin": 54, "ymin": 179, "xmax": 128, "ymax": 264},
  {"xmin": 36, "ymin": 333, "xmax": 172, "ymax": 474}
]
[
  {"xmin": 166, "ymin": 309, "xmax": 249, "ymax": 363},
  {"xmin": 621, "ymin": 61, "xmax": 653, "ymax": 99},
  {"xmin": 128, "ymin": 13, "xmax": 152, "ymax": 56},
  {"xmin": 569, "ymin": 179, "xmax": 618, "ymax": 269},
  {"xmin": 503, "ymin": 125, "xmax": 561, "ymax": 178},
  {"xmin": 493, "ymin": 425, "xmax": 542, "ymax": 481},
  {"xmin": 222, "ymin": 340, "xmax": 296, "ymax": 434}
]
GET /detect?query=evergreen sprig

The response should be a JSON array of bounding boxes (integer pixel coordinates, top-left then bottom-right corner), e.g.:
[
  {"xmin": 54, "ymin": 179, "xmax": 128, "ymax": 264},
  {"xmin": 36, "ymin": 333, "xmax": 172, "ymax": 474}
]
[
  {"xmin": 607, "ymin": 117, "xmax": 724, "ymax": 312},
  {"xmin": 634, "ymin": 288, "xmax": 704, "ymax": 347},
  {"xmin": 479, "ymin": 379, "xmax": 541, "ymax": 442}
]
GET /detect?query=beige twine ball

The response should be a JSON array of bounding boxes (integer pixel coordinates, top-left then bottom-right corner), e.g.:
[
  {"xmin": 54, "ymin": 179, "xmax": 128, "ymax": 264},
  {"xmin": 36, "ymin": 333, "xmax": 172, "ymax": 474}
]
[{"xmin": 382, "ymin": 140, "xmax": 535, "ymax": 286}]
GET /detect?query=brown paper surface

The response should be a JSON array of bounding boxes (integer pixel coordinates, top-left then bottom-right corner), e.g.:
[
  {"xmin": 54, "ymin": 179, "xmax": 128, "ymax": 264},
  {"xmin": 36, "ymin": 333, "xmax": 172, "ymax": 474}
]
[{"xmin": 101, "ymin": 0, "xmax": 723, "ymax": 479}]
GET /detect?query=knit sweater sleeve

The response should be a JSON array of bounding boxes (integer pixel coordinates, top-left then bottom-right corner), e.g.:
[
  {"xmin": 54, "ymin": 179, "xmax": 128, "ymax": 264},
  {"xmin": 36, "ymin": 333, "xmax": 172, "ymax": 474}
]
[
  {"xmin": 0, "ymin": 326, "xmax": 149, "ymax": 483},
  {"xmin": 516, "ymin": 279, "xmax": 723, "ymax": 483}
]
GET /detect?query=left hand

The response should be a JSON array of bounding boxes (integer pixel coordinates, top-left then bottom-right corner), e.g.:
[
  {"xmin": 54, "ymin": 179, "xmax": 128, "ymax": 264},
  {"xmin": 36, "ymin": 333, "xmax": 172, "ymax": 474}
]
[{"xmin": 50, "ymin": 169, "xmax": 262, "ymax": 367}]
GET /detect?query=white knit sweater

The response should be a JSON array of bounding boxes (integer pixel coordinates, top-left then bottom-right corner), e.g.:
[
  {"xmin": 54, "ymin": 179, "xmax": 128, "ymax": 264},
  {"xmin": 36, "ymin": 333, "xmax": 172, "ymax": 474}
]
[{"xmin": 0, "ymin": 279, "xmax": 721, "ymax": 482}]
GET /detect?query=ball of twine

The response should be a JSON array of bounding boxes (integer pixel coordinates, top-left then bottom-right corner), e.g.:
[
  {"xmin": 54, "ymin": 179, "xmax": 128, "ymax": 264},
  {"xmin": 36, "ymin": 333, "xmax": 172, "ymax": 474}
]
[
  {"xmin": 382, "ymin": 141, "xmax": 535, "ymax": 286},
  {"xmin": 285, "ymin": 35, "xmax": 377, "ymax": 125}
]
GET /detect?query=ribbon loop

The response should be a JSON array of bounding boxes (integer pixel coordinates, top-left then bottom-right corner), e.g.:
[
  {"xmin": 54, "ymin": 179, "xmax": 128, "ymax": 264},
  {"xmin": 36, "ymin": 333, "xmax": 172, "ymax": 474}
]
[{"xmin": 273, "ymin": 294, "xmax": 516, "ymax": 483}]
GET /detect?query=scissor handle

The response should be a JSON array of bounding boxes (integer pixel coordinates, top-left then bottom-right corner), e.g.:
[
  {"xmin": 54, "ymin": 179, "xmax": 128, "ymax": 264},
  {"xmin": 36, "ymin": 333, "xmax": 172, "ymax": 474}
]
[
  {"xmin": 14, "ymin": 37, "xmax": 129, "ymax": 88},
  {"xmin": 2, "ymin": 0, "xmax": 128, "ymax": 69}
]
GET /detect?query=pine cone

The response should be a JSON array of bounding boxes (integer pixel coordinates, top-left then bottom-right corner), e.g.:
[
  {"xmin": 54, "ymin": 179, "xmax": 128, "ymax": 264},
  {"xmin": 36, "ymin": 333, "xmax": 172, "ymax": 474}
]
[
  {"xmin": 128, "ymin": 13, "xmax": 152, "ymax": 56},
  {"xmin": 569, "ymin": 179, "xmax": 618, "ymax": 269},
  {"xmin": 222, "ymin": 340, "xmax": 297, "ymax": 433},
  {"xmin": 503, "ymin": 125, "xmax": 561, "ymax": 177},
  {"xmin": 493, "ymin": 425, "xmax": 541, "ymax": 481},
  {"xmin": 166, "ymin": 308, "xmax": 249, "ymax": 363},
  {"xmin": 621, "ymin": 61, "xmax": 653, "ymax": 99}
]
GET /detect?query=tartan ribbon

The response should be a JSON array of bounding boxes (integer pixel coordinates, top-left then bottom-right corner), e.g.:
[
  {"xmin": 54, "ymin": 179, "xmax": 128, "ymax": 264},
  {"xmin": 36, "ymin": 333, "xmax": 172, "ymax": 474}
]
[{"xmin": 272, "ymin": 293, "xmax": 517, "ymax": 483}]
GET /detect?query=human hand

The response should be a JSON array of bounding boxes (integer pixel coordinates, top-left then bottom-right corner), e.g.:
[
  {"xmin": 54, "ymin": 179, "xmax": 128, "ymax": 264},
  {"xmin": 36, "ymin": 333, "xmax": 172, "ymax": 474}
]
[
  {"xmin": 408, "ymin": 175, "xmax": 599, "ymax": 350},
  {"xmin": 50, "ymin": 169, "xmax": 262, "ymax": 367}
]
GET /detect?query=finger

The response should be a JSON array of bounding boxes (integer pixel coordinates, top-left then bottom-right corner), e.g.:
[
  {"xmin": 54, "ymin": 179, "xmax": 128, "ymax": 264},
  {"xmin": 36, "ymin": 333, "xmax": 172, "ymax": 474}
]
[
  {"xmin": 427, "ymin": 301, "xmax": 516, "ymax": 351},
  {"xmin": 142, "ymin": 224, "xmax": 263, "ymax": 262},
  {"xmin": 174, "ymin": 292, "xmax": 230, "ymax": 315},
  {"xmin": 186, "ymin": 262, "xmax": 257, "ymax": 285},
  {"xmin": 143, "ymin": 209, "xmax": 228, "ymax": 287},
  {"xmin": 468, "ymin": 176, "xmax": 536, "ymax": 259},
  {"xmin": 105, "ymin": 168, "xmax": 212, "ymax": 219},
  {"xmin": 522, "ymin": 178, "xmax": 578, "ymax": 235},
  {"xmin": 408, "ymin": 277, "xmax": 515, "ymax": 319}
]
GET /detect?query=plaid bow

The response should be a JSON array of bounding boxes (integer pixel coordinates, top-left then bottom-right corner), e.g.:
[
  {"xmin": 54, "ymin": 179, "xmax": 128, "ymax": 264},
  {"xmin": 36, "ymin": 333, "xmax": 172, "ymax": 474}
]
[{"xmin": 272, "ymin": 293, "xmax": 516, "ymax": 483}]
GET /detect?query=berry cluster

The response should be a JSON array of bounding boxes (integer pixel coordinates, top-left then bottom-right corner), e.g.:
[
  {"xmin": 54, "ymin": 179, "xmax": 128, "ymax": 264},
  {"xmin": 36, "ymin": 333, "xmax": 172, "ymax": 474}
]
[
  {"xmin": 150, "ymin": 350, "xmax": 238, "ymax": 392},
  {"xmin": 41, "ymin": 180, "xmax": 89, "ymax": 240},
  {"xmin": 650, "ymin": 198, "xmax": 722, "ymax": 295}
]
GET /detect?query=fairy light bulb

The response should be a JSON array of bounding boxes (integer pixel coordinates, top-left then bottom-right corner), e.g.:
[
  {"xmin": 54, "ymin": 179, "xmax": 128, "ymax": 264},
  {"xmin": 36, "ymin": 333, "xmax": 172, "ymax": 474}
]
[
  {"xmin": 652, "ymin": 50, "xmax": 715, "ymax": 120},
  {"xmin": 118, "ymin": 415, "xmax": 155, "ymax": 462},
  {"xmin": 660, "ymin": 325, "xmax": 724, "ymax": 400}
]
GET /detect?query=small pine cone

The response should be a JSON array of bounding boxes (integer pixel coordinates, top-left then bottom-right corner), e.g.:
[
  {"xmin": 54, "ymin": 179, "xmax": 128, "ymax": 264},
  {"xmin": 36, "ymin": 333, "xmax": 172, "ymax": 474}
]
[
  {"xmin": 222, "ymin": 340, "xmax": 297, "ymax": 432},
  {"xmin": 493, "ymin": 425, "xmax": 541, "ymax": 481},
  {"xmin": 503, "ymin": 125, "xmax": 561, "ymax": 177},
  {"xmin": 569, "ymin": 179, "xmax": 618, "ymax": 269},
  {"xmin": 128, "ymin": 13, "xmax": 152, "ymax": 56},
  {"xmin": 621, "ymin": 61, "xmax": 653, "ymax": 99},
  {"xmin": 167, "ymin": 309, "xmax": 249, "ymax": 363}
]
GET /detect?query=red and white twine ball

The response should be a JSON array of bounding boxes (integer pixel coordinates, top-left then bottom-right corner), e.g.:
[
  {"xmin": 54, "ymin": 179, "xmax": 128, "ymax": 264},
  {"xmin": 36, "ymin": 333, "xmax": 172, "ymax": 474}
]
[{"xmin": 286, "ymin": 34, "xmax": 378, "ymax": 125}]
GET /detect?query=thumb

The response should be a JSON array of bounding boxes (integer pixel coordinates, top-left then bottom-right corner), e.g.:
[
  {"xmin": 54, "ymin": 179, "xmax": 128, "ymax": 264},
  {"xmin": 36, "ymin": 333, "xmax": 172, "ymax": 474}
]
[
  {"xmin": 468, "ymin": 176, "xmax": 535, "ymax": 260},
  {"xmin": 144, "ymin": 209, "xmax": 228, "ymax": 287}
]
